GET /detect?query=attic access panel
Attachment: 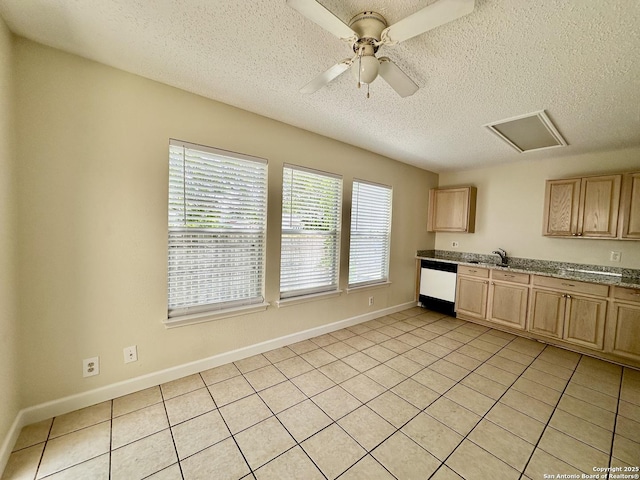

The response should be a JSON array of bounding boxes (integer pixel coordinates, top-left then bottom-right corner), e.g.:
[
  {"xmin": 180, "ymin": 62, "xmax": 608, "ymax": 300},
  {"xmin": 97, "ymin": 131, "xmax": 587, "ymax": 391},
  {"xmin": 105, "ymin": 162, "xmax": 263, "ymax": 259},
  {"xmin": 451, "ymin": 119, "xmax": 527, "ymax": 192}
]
[{"xmin": 485, "ymin": 110, "xmax": 567, "ymax": 153}]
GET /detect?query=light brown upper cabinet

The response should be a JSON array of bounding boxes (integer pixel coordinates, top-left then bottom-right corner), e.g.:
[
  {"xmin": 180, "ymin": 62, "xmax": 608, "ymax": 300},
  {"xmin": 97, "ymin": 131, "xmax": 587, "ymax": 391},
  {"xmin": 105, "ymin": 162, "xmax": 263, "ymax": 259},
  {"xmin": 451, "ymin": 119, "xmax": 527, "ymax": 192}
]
[
  {"xmin": 543, "ymin": 174, "xmax": 621, "ymax": 238},
  {"xmin": 619, "ymin": 172, "xmax": 640, "ymax": 239},
  {"xmin": 428, "ymin": 186, "xmax": 477, "ymax": 233}
]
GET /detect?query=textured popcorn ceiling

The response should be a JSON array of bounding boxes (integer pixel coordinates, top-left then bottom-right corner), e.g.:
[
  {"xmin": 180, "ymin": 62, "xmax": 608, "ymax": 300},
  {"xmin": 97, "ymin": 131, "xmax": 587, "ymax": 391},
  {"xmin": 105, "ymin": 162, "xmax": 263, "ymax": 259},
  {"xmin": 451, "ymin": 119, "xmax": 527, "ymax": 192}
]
[{"xmin": 1, "ymin": 0, "xmax": 639, "ymax": 172}]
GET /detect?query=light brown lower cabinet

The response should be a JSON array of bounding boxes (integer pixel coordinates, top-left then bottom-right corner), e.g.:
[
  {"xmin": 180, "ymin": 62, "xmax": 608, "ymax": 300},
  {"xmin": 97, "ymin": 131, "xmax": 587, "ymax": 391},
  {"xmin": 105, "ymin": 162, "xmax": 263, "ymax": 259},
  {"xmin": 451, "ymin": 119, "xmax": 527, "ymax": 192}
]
[
  {"xmin": 455, "ymin": 275, "xmax": 488, "ymax": 320},
  {"xmin": 455, "ymin": 266, "xmax": 490, "ymax": 320},
  {"xmin": 563, "ymin": 294, "xmax": 607, "ymax": 350},
  {"xmin": 453, "ymin": 268, "xmax": 640, "ymax": 368},
  {"xmin": 528, "ymin": 279, "xmax": 607, "ymax": 350},
  {"xmin": 488, "ymin": 275, "xmax": 529, "ymax": 330},
  {"xmin": 528, "ymin": 289, "xmax": 565, "ymax": 338},
  {"xmin": 605, "ymin": 287, "xmax": 640, "ymax": 362}
]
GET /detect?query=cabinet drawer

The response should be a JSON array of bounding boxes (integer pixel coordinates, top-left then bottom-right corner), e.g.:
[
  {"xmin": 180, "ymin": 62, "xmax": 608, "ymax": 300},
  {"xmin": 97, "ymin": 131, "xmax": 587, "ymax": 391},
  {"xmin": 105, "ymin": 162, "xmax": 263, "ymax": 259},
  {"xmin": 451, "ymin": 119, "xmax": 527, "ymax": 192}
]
[
  {"xmin": 458, "ymin": 265, "xmax": 489, "ymax": 278},
  {"xmin": 612, "ymin": 286, "xmax": 640, "ymax": 303},
  {"xmin": 533, "ymin": 275, "xmax": 609, "ymax": 297},
  {"xmin": 491, "ymin": 270, "xmax": 530, "ymax": 285}
]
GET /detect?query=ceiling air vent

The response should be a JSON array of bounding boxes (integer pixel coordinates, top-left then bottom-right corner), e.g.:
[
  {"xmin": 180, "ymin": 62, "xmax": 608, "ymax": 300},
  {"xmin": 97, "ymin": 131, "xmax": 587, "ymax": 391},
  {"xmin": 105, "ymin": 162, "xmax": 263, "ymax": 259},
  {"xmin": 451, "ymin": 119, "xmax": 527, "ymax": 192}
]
[{"xmin": 484, "ymin": 110, "xmax": 567, "ymax": 153}]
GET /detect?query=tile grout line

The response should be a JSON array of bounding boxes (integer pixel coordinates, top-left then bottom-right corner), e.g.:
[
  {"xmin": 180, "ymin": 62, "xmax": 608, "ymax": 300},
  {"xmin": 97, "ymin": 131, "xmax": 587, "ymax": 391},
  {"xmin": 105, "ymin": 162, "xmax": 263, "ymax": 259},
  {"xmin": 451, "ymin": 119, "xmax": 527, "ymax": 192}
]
[
  {"xmin": 228, "ymin": 310, "xmax": 445, "ymax": 478},
  {"xmin": 427, "ymin": 332, "xmax": 548, "ymax": 479},
  {"xmin": 262, "ymin": 313, "xmax": 535, "ymax": 477},
  {"xmin": 15, "ymin": 314, "xmax": 503, "ymax": 478},
  {"xmin": 237, "ymin": 363, "xmax": 330, "ymax": 480},
  {"xmin": 17, "ymin": 309, "xmax": 632, "ymax": 480},
  {"xmin": 32, "ymin": 415, "xmax": 55, "ymax": 480},
  {"xmin": 158, "ymin": 382, "xmax": 185, "ymax": 480},
  {"xmin": 108, "ymin": 401, "xmax": 113, "ymax": 480},
  {"xmin": 292, "ymin": 315, "xmax": 524, "ymax": 478},
  {"xmin": 267, "ymin": 328, "xmax": 399, "ymax": 479},
  {"xmin": 204, "ymin": 371, "xmax": 257, "ymax": 479},
  {"xmin": 606, "ymin": 367, "xmax": 625, "ymax": 471},
  {"xmin": 516, "ymin": 353, "xmax": 601, "ymax": 479}
]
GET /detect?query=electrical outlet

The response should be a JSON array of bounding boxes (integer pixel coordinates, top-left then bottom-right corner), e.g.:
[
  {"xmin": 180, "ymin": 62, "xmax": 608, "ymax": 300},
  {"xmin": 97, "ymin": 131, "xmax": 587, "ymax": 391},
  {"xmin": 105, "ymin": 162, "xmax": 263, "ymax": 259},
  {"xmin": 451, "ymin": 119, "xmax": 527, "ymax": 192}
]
[
  {"xmin": 368, "ymin": 296, "xmax": 374, "ymax": 306},
  {"xmin": 610, "ymin": 251, "xmax": 621, "ymax": 262},
  {"xmin": 452, "ymin": 241, "xmax": 459, "ymax": 248},
  {"xmin": 124, "ymin": 345, "xmax": 138, "ymax": 363},
  {"xmin": 83, "ymin": 357, "xmax": 99, "ymax": 377}
]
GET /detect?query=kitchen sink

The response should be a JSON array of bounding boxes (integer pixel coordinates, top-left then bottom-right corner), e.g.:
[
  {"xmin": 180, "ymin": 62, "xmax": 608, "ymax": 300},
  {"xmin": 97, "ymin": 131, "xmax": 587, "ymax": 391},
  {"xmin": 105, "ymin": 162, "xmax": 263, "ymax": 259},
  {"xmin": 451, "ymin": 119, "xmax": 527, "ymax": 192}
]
[{"xmin": 467, "ymin": 260, "xmax": 510, "ymax": 268}]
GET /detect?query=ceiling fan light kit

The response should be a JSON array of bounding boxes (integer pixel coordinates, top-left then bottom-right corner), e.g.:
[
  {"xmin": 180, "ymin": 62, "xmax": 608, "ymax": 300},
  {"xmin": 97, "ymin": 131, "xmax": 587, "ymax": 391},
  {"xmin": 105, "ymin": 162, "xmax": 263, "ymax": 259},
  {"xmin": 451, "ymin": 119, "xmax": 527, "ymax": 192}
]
[
  {"xmin": 287, "ymin": 0, "xmax": 475, "ymax": 98},
  {"xmin": 351, "ymin": 54, "xmax": 379, "ymax": 85}
]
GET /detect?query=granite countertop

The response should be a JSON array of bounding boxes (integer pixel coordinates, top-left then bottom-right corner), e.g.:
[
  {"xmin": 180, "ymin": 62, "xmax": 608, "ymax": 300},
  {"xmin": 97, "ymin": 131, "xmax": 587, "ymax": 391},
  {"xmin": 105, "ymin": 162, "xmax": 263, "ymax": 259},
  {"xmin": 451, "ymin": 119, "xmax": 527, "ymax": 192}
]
[{"xmin": 416, "ymin": 250, "xmax": 640, "ymax": 290}]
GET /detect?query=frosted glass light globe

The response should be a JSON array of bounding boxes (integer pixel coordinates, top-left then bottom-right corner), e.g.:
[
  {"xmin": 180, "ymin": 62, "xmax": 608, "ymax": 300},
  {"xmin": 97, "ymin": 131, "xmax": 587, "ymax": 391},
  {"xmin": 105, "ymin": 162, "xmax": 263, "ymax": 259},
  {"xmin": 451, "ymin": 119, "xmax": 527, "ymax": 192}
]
[{"xmin": 351, "ymin": 55, "xmax": 379, "ymax": 84}]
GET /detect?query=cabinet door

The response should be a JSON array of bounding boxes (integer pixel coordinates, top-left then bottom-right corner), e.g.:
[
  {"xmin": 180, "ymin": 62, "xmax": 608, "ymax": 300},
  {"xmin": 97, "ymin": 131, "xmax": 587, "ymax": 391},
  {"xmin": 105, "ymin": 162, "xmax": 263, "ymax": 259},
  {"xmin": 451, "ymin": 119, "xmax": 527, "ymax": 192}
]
[
  {"xmin": 528, "ymin": 289, "xmax": 564, "ymax": 338},
  {"xmin": 606, "ymin": 302, "xmax": 640, "ymax": 362},
  {"xmin": 563, "ymin": 295, "xmax": 607, "ymax": 350},
  {"xmin": 455, "ymin": 275, "xmax": 488, "ymax": 320},
  {"xmin": 543, "ymin": 179, "xmax": 581, "ymax": 236},
  {"xmin": 619, "ymin": 172, "xmax": 640, "ymax": 239},
  {"xmin": 578, "ymin": 175, "xmax": 621, "ymax": 238},
  {"xmin": 488, "ymin": 282, "xmax": 528, "ymax": 330},
  {"xmin": 428, "ymin": 187, "xmax": 476, "ymax": 233}
]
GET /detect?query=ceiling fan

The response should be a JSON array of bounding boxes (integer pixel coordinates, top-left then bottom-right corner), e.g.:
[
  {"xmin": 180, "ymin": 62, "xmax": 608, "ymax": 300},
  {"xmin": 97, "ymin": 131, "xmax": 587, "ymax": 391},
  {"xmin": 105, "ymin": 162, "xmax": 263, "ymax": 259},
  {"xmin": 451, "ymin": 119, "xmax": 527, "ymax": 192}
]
[{"xmin": 287, "ymin": 0, "xmax": 475, "ymax": 97}]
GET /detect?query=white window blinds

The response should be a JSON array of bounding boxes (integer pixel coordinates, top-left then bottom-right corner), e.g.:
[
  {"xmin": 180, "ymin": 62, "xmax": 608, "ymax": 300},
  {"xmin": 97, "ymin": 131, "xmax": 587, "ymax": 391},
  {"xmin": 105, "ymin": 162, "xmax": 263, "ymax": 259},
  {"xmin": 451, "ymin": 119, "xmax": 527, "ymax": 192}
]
[
  {"xmin": 348, "ymin": 180, "xmax": 392, "ymax": 287},
  {"xmin": 168, "ymin": 140, "xmax": 268, "ymax": 318},
  {"xmin": 280, "ymin": 165, "xmax": 342, "ymax": 298}
]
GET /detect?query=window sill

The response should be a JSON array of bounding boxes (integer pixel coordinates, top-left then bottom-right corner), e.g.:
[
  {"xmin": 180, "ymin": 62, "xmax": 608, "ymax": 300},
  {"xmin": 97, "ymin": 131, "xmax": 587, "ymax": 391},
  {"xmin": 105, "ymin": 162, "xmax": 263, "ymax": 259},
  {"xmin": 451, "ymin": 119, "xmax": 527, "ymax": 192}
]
[
  {"xmin": 272, "ymin": 290, "xmax": 343, "ymax": 308},
  {"xmin": 164, "ymin": 302, "xmax": 270, "ymax": 328},
  {"xmin": 346, "ymin": 281, "xmax": 392, "ymax": 294}
]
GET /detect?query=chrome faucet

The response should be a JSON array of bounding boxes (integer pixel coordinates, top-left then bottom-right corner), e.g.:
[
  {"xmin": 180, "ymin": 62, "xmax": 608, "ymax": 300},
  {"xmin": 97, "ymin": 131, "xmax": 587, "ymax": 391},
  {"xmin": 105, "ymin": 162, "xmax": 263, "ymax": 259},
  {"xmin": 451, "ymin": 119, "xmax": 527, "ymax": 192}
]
[{"xmin": 492, "ymin": 248, "xmax": 508, "ymax": 265}]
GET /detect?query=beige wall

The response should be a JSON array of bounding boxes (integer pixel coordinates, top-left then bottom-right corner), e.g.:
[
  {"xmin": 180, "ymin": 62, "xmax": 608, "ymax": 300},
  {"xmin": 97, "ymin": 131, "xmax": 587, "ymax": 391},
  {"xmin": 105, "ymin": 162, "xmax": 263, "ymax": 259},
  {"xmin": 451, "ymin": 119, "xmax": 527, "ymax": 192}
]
[
  {"xmin": 0, "ymin": 20, "xmax": 19, "ymax": 447},
  {"xmin": 436, "ymin": 148, "xmax": 640, "ymax": 269},
  {"xmin": 14, "ymin": 39, "xmax": 436, "ymax": 407}
]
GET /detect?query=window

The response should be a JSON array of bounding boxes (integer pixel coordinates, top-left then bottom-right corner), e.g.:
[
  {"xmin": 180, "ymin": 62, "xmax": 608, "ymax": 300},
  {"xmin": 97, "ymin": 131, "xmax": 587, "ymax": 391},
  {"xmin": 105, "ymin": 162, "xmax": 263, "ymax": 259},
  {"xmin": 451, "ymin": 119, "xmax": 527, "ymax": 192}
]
[
  {"xmin": 348, "ymin": 180, "xmax": 392, "ymax": 287},
  {"xmin": 280, "ymin": 165, "xmax": 342, "ymax": 298},
  {"xmin": 168, "ymin": 140, "xmax": 268, "ymax": 319}
]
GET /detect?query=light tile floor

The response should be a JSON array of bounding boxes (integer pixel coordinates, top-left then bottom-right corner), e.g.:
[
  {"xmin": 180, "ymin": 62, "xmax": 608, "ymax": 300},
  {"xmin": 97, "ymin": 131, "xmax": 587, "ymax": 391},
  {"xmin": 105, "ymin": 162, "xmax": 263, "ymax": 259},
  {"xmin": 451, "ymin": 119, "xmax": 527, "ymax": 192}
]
[{"xmin": 3, "ymin": 307, "xmax": 640, "ymax": 479}]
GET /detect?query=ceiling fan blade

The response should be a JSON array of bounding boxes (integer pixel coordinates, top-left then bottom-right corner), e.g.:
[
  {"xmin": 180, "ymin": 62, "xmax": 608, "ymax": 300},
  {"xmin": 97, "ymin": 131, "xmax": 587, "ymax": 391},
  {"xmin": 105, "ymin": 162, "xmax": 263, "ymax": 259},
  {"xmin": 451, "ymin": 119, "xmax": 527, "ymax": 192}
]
[
  {"xmin": 300, "ymin": 60, "xmax": 351, "ymax": 94},
  {"xmin": 378, "ymin": 58, "xmax": 419, "ymax": 97},
  {"xmin": 287, "ymin": 0, "xmax": 356, "ymax": 39},
  {"xmin": 382, "ymin": 0, "xmax": 474, "ymax": 44}
]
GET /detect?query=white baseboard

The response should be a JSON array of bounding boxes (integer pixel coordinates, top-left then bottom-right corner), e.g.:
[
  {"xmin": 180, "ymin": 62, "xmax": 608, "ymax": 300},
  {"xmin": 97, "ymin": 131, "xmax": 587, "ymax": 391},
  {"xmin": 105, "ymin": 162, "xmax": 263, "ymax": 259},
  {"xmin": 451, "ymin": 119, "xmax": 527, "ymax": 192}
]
[
  {"xmin": 1, "ymin": 301, "xmax": 415, "ymax": 473},
  {"xmin": 0, "ymin": 410, "xmax": 25, "ymax": 478}
]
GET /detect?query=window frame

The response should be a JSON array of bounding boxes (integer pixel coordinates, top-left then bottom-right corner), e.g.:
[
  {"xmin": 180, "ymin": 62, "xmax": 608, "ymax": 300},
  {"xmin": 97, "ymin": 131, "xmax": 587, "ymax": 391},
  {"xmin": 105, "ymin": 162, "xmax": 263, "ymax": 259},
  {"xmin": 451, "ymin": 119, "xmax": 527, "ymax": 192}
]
[
  {"xmin": 348, "ymin": 179, "xmax": 393, "ymax": 289},
  {"xmin": 167, "ymin": 139, "xmax": 268, "ymax": 324},
  {"xmin": 279, "ymin": 164, "xmax": 343, "ymax": 300}
]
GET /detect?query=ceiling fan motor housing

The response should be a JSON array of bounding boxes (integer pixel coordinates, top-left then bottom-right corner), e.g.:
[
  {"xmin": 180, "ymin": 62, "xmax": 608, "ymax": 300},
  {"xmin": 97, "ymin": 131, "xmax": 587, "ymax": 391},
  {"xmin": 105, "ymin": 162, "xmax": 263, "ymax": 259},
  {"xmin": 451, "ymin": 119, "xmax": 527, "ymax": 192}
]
[{"xmin": 349, "ymin": 11, "xmax": 387, "ymax": 53}]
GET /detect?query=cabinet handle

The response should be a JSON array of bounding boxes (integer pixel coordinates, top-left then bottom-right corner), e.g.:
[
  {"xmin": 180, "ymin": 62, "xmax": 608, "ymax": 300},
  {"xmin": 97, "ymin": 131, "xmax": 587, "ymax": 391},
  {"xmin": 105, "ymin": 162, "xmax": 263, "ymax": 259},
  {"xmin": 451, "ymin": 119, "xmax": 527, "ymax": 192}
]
[
  {"xmin": 561, "ymin": 283, "xmax": 575, "ymax": 287},
  {"xmin": 504, "ymin": 274, "xmax": 515, "ymax": 278},
  {"xmin": 572, "ymin": 233, "xmax": 577, "ymax": 236},
  {"xmin": 567, "ymin": 295, "xmax": 572, "ymax": 299},
  {"xmin": 577, "ymin": 233, "xmax": 583, "ymax": 236},
  {"xmin": 469, "ymin": 269, "xmax": 477, "ymax": 272}
]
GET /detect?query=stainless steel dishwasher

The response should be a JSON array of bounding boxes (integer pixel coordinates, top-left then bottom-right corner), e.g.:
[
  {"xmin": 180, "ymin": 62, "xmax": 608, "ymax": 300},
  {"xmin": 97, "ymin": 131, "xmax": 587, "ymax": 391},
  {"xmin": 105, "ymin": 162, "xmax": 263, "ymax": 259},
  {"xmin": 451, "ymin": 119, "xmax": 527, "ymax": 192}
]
[{"xmin": 419, "ymin": 259, "xmax": 457, "ymax": 316}]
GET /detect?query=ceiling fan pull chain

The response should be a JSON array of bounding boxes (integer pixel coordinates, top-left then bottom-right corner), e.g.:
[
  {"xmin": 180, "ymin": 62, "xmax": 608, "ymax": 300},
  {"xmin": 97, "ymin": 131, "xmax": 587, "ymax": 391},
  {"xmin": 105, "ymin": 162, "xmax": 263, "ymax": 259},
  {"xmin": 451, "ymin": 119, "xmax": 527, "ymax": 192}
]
[
  {"xmin": 357, "ymin": 46, "xmax": 363, "ymax": 88},
  {"xmin": 367, "ymin": 83, "xmax": 370, "ymax": 99}
]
